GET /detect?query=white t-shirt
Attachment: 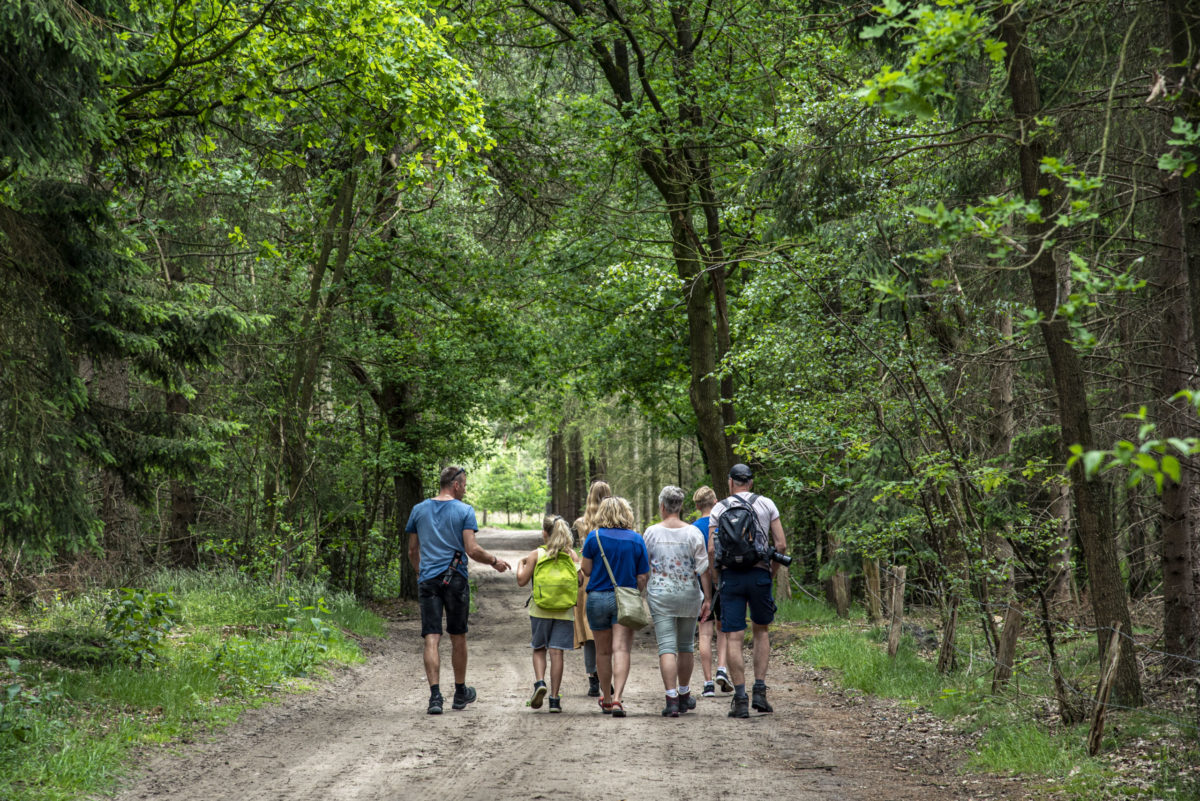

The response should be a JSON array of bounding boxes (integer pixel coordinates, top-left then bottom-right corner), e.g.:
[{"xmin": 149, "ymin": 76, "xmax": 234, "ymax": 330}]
[
  {"xmin": 710, "ymin": 492, "xmax": 780, "ymax": 571},
  {"xmin": 642, "ymin": 523, "xmax": 709, "ymax": 618}
]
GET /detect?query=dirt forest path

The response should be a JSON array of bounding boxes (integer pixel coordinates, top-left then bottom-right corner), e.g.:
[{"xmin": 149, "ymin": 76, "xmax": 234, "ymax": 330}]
[{"xmin": 114, "ymin": 530, "xmax": 1024, "ymax": 801}]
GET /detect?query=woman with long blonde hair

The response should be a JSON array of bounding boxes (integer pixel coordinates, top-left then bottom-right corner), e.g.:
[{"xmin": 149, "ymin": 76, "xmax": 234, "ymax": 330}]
[
  {"xmin": 516, "ymin": 515, "xmax": 580, "ymax": 712},
  {"xmin": 572, "ymin": 480, "xmax": 611, "ymax": 696},
  {"xmin": 580, "ymin": 496, "xmax": 649, "ymax": 717}
]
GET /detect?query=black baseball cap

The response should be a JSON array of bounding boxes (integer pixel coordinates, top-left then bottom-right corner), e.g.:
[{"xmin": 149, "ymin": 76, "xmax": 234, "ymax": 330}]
[{"xmin": 729, "ymin": 463, "xmax": 753, "ymax": 482}]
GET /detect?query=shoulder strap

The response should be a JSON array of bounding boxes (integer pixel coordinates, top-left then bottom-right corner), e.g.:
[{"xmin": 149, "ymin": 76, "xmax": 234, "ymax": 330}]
[{"xmin": 594, "ymin": 531, "xmax": 619, "ymax": 588}]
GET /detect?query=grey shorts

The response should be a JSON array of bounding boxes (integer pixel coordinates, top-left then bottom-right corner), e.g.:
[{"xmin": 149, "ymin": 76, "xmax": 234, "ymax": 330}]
[
  {"xmin": 530, "ymin": 617, "xmax": 574, "ymax": 650},
  {"xmin": 652, "ymin": 614, "xmax": 697, "ymax": 656}
]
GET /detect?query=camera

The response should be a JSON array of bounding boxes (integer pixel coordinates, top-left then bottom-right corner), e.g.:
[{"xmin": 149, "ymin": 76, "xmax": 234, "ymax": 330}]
[{"xmin": 762, "ymin": 547, "xmax": 793, "ymax": 567}]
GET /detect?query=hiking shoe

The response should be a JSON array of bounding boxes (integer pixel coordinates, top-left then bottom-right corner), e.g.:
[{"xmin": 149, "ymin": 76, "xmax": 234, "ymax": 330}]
[
  {"xmin": 679, "ymin": 691, "xmax": 695, "ymax": 712},
  {"xmin": 530, "ymin": 680, "xmax": 548, "ymax": 709},
  {"xmin": 728, "ymin": 694, "xmax": 750, "ymax": 718},
  {"xmin": 662, "ymin": 695, "xmax": 680, "ymax": 718},
  {"xmin": 715, "ymin": 667, "xmax": 733, "ymax": 692},
  {"xmin": 701, "ymin": 682, "xmax": 716, "ymax": 698},
  {"xmin": 587, "ymin": 674, "xmax": 601, "ymax": 697},
  {"xmin": 451, "ymin": 686, "xmax": 477, "ymax": 710},
  {"xmin": 751, "ymin": 685, "xmax": 773, "ymax": 713},
  {"xmin": 427, "ymin": 692, "xmax": 444, "ymax": 715},
  {"xmin": 548, "ymin": 696, "xmax": 562, "ymax": 713}
]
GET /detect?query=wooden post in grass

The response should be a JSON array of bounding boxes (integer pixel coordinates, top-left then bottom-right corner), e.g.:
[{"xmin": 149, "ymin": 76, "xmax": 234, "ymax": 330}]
[
  {"xmin": 991, "ymin": 602, "xmax": 1023, "ymax": 692},
  {"xmin": 863, "ymin": 558, "xmax": 883, "ymax": 624},
  {"xmin": 887, "ymin": 565, "xmax": 907, "ymax": 658},
  {"xmin": 1087, "ymin": 622, "xmax": 1123, "ymax": 756},
  {"xmin": 937, "ymin": 594, "xmax": 960, "ymax": 674}
]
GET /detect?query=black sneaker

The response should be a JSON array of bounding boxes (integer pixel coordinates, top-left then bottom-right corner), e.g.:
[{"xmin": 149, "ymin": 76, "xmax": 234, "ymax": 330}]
[
  {"xmin": 715, "ymin": 667, "xmax": 733, "ymax": 692},
  {"xmin": 678, "ymin": 691, "xmax": 694, "ymax": 712},
  {"xmin": 587, "ymin": 674, "xmax": 601, "ymax": 697},
  {"xmin": 451, "ymin": 686, "xmax": 477, "ymax": 710},
  {"xmin": 548, "ymin": 696, "xmax": 562, "ymax": 713},
  {"xmin": 728, "ymin": 694, "xmax": 749, "ymax": 718},
  {"xmin": 701, "ymin": 682, "xmax": 716, "ymax": 697},
  {"xmin": 751, "ymin": 685, "xmax": 773, "ymax": 713},
  {"xmin": 530, "ymin": 680, "xmax": 548, "ymax": 709},
  {"xmin": 427, "ymin": 692, "xmax": 444, "ymax": 715},
  {"xmin": 662, "ymin": 695, "xmax": 680, "ymax": 718}
]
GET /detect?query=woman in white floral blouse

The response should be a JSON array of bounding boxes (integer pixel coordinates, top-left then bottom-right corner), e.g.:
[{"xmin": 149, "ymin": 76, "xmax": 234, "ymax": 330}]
[{"xmin": 642, "ymin": 485, "xmax": 713, "ymax": 718}]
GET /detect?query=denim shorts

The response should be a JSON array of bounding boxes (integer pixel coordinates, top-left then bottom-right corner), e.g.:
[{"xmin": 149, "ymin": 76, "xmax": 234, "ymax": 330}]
[
  {"xmin": 585, "ymin": 590, "xmax": 618, "ymax": 631},
  {"xmin": 530, "ymin": 617, "xmax": 574, "ymax": 650},
  {"xmin": 719, "ymin": 569, "xmax": 776, "ymax": 633}
]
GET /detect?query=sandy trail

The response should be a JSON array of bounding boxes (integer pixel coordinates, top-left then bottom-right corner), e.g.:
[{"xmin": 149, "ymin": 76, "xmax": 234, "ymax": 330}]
[{"xmin": 114, "ymin": 529, "xmax": 1018, "ymax": 801}]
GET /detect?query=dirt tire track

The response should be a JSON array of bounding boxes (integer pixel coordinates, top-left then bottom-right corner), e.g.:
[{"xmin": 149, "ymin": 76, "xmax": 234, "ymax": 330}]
[{"xmin": 113, "ymin": 530, "xmax": 1022, "ymax": 800}]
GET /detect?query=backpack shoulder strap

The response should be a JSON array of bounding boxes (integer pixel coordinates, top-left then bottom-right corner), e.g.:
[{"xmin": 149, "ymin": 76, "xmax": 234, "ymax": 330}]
[{"xmin": 728, "ymin": 493, "xmax": 754, "ymax": 511}]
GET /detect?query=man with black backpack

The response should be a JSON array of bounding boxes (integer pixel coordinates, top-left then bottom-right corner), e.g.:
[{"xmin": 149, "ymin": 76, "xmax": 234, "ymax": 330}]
[{"xmin": 708, "ymin": 463, "xmax": 787, "ymax": 718}]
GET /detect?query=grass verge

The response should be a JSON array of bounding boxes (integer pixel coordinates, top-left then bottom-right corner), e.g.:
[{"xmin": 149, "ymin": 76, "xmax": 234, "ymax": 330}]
[
  {"xmin": 775, "ymin": 597, "xmax": 1198, "ymax": 800},
  {"xmin": 0, "ymin": 569, "xmax": 384, "ymax": 801}
]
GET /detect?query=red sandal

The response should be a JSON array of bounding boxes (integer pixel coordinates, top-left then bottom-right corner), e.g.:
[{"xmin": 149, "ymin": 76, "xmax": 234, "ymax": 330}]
[
  {"xmin": 610, "ymin": 701, "xmax": 626, "ymax": 718},
  {"xmin": 599, "ymin": 697, "xmax": 613, "ymax": 714}
]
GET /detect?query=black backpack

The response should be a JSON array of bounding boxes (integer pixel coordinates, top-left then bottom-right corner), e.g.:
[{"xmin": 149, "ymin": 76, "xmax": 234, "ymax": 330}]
[{"xmin": 716, "ymin": 494, "xmax": 764, "ymax": 571}]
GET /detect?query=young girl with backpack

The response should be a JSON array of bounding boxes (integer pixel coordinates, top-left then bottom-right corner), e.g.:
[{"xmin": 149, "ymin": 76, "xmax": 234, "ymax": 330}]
[{"xmin": 516, "ymin": 515, "xmax": 581, "ymax": 712}]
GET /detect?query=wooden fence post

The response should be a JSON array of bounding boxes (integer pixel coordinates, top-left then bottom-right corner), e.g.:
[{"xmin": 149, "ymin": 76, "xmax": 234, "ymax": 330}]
[
  {"xmin": 1087, "ymin": 622, "xmax": 1123, "ymax": 756},
  {"xmin": 887, "ymin": 565, "xmax": 907, "ymax": 658}
]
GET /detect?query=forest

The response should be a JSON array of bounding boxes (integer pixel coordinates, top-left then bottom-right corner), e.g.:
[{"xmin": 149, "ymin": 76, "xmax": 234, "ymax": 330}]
[{"xmin": 2, "ymin": 0, "xmax": 1200, "ymax": 794}]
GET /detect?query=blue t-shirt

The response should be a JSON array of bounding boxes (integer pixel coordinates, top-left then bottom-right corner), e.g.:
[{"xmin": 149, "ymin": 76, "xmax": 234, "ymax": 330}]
[
  {"xmin": 582, "ymin": 528, "xmax": 650, "ymax": 592},
  {"xmin": 405, "ymin": 499, "xmax": 479, "ymax": 582},
  {"xmin": 692, "ymin": 516, "xmax": 711, "ymax": 546}
]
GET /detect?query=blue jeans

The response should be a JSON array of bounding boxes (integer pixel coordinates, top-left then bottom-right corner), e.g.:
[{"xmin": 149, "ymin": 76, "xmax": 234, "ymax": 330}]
[{"xmin": 585, "ymin": 590, "xmax": 618, "ymax": 631}]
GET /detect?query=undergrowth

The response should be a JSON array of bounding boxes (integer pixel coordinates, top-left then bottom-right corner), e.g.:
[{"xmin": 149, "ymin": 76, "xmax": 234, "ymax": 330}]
[
  {"xmin": 776, "ymin": 597, "xmax": 1198, "ymax": 800},
  {"xmin": 0, "ymin": 569, "xmax": 383, "ymax": 801}
]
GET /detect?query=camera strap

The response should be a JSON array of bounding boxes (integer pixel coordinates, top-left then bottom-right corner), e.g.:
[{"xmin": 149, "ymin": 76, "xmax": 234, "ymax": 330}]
[{"xmin": 441, "ymin": 550, "xmax": 465, "ymax": 586}]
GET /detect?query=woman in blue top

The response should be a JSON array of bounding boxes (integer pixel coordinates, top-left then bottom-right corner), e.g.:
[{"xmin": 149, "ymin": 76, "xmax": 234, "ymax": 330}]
[{"xmin": 581, "ymin": 496, "xmax": 649, "ymax": 718}]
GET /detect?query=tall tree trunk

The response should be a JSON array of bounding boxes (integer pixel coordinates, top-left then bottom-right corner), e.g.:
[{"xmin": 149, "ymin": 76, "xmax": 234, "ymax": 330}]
[
  {"xmin": 392, "ymin": 466, "xmax": 423, "ymax": 600},
  {"xmin": 93, "ymin": 358, "xmax": 140, "ymax": 579},
  {"xmin": 1045, "ymin": 482, "xmax": 1075, "ymax": 610},
  {"xmin": 999, "ymin": 10, "xmax": 1142, "ymax": 705},
  {"xmin": 279, "ymin": 170, "xmax": 358, "ymax": 545},
  {"xmin": 1158, "ymin": 172, "xmax": 1200, "ymax": 674},
  {"xmin": 541, "ymin": 1, "xmax": 737, "ymax": 488},
  {"xmin": 567, "ymin": 427, "xmax": 585, "ymax": 525},
  {"xmin": 589, "ymin": 449, "xmax": 607, "ymax": 482},
  {"xmin": 549, "ymin": 431, "xmax": 567, "ymax": 516},
  {"xmin": 1166, "ymin": 0, "xmax": 1200, "ymax": 355},
  {"xmin": 165, "ymin": 391, "xmax": 199, "ymax": 568}
]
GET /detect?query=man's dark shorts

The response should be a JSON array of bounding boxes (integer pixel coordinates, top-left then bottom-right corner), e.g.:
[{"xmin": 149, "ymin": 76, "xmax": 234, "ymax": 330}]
[
  {"xmin": 719, "ymin": 569, "xmax": 776, "ymax": 633},
  {"xmin": 419, "ymin": 572, "xmax": 470, "ymax": 637}
]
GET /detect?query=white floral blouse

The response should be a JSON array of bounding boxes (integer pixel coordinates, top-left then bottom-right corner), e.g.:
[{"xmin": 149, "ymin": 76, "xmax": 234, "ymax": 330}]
[{"xmin": 642, "ymin": 523, "xmax": 709, "ymax": 618}]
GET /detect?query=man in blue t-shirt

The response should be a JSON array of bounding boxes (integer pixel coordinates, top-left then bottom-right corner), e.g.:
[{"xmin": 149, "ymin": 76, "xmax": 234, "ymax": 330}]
[{"xmin": 406, "ymin": 465, "xmax": 510, "ymax": 715}]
